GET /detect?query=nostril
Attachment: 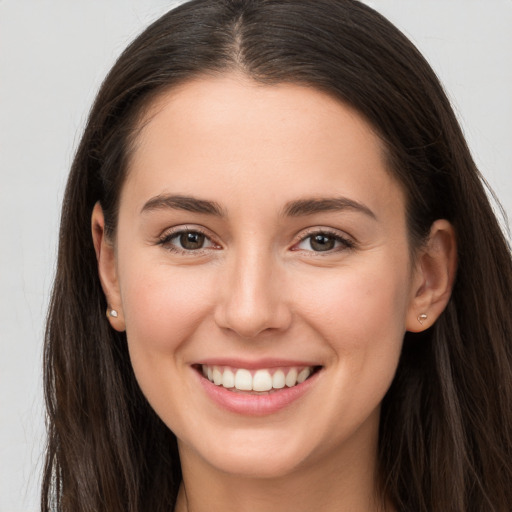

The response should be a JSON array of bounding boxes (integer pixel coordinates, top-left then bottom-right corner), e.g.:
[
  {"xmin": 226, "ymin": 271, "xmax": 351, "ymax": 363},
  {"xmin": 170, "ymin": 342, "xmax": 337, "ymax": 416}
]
[{"xmin": 214, "ymin": 302, "xmax": 293, "ymax": 339}]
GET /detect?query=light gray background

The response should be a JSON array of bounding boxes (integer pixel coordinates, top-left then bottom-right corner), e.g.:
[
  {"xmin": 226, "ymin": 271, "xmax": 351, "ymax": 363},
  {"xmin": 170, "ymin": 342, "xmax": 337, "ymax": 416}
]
[{"xmin": 1, "ymin": 1, "xmax": 511, "ymax": 510}]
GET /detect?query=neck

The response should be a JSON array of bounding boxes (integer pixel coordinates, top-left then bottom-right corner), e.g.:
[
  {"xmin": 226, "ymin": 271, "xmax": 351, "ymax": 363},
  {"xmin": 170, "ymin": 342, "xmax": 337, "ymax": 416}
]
[{"xmin": 174, "ymin": 428, "xmax": 391, "ymax": 512}]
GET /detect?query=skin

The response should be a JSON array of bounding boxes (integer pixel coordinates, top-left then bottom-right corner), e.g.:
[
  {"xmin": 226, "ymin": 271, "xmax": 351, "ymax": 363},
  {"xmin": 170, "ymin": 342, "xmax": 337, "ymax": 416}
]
[{"xmin": 92, "ymin": 75, "xmax": 456, "ymax": 512}]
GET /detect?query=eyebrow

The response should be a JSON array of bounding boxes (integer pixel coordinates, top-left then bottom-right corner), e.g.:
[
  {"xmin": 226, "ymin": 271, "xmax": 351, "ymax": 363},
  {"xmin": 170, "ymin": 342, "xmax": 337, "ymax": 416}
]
[
  {"xmin": 141, "ymin": 194, "xmax": 225, "ymax": 216},
  {"xmin": 140, "ymin": 194, "xmax": 376, "ymax": 220},
  {"xmin": 283, "ymin": 197, "xmax": 376, "ymax": 219}
]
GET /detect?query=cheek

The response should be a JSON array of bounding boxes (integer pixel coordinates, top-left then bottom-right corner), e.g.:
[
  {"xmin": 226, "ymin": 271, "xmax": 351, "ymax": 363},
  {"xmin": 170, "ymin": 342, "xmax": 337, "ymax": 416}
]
[
  {"xmin": 294, "ymin": 256, "xmax": 410, "ymax": 386},
  {"xmin": 118, "ymin": 255, "xmax": 216, "ymax": 367},
  {"xmin": 300, "ymin": 262, "xmax": 409, "ymax": 332},
  {"xmin": 288, "ymin": 260, "xmax": 410, "ymax": 443},
  {"xmin": 117, "ymin": 258, "xmax": 221, "ymax": 430}
]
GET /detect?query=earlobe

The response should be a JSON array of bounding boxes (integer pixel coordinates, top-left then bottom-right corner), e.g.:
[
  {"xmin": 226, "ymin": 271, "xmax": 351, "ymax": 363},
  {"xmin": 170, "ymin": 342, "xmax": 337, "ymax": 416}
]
[
  {"xmin": 406, "ymin": 219, "xmax": 457, "ymax": 332},
  {"xmin": 91, "ymin": 202, "xmax": 126, "ymax": 332}
]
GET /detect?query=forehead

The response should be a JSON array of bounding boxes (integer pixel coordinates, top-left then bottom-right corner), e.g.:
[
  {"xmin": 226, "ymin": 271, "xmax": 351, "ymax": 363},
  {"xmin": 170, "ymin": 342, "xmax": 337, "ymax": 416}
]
[
  {"xmin": 123, "ymin": 74, "xmax": 403, "ymax": 217},
  {"xmin": 133, "ymin": 75, "xmax": 384, "ymax": 157}
]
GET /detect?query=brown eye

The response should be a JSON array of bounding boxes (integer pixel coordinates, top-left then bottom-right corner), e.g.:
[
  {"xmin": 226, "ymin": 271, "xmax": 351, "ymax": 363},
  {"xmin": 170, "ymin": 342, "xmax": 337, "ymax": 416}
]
[
  {"xmin": 159, "ymin": 229, "xmax": 215, "ymax": 252},
  {"xmin": 295, "ymin": 231, "xmax": 353, "ymax": 253},
  {"xmin": 310, "ymin": 234, "xmax": 336, "ymax": 251},
  {"xmin": 179, "ymin": 231, "xmax": 206, "ymax": 250}
]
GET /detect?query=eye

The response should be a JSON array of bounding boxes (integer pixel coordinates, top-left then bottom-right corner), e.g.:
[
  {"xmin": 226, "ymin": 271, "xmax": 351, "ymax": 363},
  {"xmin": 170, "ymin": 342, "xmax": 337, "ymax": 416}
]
[
  {"xmin": 294, "ymin": 231, "xmax": 354, "ymax": 253},
  {"xmin": 158, "ymin": 229, "xmax": 217, "ymax": 252}
]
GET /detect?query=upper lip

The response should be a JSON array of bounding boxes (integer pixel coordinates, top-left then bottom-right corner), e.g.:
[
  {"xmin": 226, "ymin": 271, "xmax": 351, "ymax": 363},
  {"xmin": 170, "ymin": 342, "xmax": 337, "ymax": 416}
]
[{"xmin": 194, "ymin": 358, "xmax": 322, "ymax": 369}]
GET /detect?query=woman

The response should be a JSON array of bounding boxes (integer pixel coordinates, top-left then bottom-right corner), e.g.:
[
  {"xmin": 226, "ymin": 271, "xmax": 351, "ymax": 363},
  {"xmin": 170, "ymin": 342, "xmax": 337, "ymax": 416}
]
[{"xmin": 42, "ymin": 0, "xmax": 512, "ymax": 510}]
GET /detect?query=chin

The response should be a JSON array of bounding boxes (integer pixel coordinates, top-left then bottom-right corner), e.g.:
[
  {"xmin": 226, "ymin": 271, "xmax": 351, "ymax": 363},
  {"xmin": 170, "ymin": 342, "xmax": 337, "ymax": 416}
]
[{"xmin": 179, "ymin": 428, "xmax": 312, "ymax": 479}]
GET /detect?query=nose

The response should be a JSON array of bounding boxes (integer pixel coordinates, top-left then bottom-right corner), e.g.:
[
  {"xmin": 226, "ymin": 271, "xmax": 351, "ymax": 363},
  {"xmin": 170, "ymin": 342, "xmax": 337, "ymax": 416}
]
[{"xmin": 214, "ymin": 249, "xmax": 292, "ymax": 339}]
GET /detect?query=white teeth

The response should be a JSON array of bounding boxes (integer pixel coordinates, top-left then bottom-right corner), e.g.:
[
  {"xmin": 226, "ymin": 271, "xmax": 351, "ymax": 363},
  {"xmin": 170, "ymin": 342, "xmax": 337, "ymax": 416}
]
[
  {"xmin": 202, "ymin": 365, "xmax": 315, "ymax": 391},
  {"xmin": 235, "ymin": 369, "xmax": 253, "ymax": 390},
  {"xmin": 212, "ymin": 367, "xmax": 223, "ymax": 386},
  {"xmin": 272, "ymin": 370, "xmax": 285, "ymax": 389},
  {"xmin": 253, "ymin": 370, "xmax": 273, "ymax": 392},
  {"xmin": 222, "ymin": 369, "xmax": 235, "ymax": 388},
  {"xmin": 297, "ymin": 368, "xmax": 311, "ymax": 384},
  {"xmin": 285, "ymin": 368, "xmax": 298, "ymax": 388}
]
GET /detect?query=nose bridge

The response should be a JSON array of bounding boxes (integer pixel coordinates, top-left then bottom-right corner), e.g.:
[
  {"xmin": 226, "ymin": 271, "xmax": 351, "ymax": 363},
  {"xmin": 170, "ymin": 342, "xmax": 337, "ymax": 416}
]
[{"xmin": 215, "ymin": 241, "xmax": 290, "ymax": 338}]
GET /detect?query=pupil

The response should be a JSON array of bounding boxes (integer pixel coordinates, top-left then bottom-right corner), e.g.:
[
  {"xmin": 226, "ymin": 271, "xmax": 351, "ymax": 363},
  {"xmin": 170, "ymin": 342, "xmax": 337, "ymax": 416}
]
[
  {"xmin": 180, "ymin": 232, "xmax": 204, "ymax": 250},
  {"xmin": 311, "ymin": 234, "xmax": 334, "ymax": 251}
]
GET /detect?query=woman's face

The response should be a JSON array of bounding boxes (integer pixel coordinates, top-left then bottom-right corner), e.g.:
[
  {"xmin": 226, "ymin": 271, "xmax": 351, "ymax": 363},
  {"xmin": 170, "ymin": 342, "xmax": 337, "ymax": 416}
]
[{"xmin": 103, "ymin": 75, "xmax": 423, "ymax": 478}]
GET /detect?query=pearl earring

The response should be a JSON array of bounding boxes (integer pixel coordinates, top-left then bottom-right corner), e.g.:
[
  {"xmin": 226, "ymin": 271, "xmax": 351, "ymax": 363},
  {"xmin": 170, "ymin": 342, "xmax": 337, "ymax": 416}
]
[
  {"xmin": 107, "ymin": 309, "xmax": 118, "ymax": 318},
  {"xmin": 417, "ymin": 313, "xmax": 428, "ymax": 325}
]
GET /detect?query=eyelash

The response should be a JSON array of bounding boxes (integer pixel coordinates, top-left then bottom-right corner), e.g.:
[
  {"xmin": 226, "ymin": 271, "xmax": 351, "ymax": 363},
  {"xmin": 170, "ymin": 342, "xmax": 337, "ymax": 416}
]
[
  {"xmin": 157, "ymin": 227, "xmax": 355, "ymax": 255},
  {"xmin": 292, "ymin": 228, "xmax": 355, "ymax": 254},
  {"xmin": 157, "ymin": 227, "xmax": 218, "ymax": 255}
]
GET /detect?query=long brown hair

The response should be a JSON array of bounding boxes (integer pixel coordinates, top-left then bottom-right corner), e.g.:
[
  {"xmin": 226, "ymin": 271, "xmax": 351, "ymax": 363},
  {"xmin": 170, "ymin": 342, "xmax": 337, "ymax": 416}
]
[{"xmin": 43, "ymin": 1, "xmax": 512, "ymax": 510}]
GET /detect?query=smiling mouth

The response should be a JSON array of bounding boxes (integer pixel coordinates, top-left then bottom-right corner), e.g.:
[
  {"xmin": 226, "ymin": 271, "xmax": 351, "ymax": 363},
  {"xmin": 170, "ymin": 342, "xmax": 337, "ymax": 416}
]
[{"xmin": 194, "ymin": 364, "xmax": 322, "ymax": 394}]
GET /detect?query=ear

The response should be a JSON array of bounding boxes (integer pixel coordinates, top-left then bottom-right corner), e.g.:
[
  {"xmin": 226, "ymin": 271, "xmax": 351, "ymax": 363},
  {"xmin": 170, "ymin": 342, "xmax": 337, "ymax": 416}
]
[
  {"xmin": 406, "ymin": 219, "xmax": 457, "ymax": 332},
  {"xmin": 91, "ymin": 202, "xmax": 126, "ymax": 332}
]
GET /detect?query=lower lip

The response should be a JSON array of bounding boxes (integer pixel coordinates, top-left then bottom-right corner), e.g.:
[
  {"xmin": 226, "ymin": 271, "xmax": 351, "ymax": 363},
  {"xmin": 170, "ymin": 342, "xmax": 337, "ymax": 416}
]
[{"xmin": 196, "ymin": 369, "xmax": 321, "ymax": 416}]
